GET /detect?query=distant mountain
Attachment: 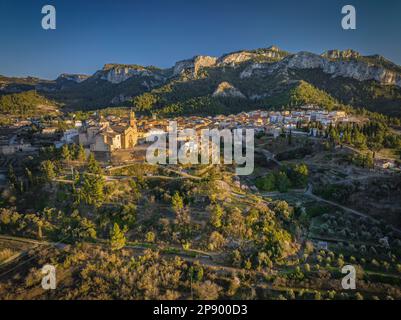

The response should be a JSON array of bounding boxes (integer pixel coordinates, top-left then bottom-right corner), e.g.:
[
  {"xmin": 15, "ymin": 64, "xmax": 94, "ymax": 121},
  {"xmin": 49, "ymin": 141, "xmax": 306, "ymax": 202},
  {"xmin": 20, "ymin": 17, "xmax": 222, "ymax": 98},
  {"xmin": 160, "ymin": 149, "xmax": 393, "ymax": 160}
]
[
  {"xmin": 0, "ymin": 75, "xmax": 52, "ymax": 94},
  {"xmin": 56, "ymin": 74, "xmax": 90, "ymax": 87},
  {"xmin": 1, "ymin": 46, "xmax": 400, "ymax": 116}
]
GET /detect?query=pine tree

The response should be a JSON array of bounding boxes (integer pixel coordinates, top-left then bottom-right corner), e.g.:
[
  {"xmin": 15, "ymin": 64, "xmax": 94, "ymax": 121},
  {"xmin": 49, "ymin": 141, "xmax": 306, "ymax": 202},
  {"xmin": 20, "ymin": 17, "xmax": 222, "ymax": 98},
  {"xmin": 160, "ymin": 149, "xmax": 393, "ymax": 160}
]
[
  {"xmin": 25, "ymin": 167, "xmax": 34, "ymax": 186},
  {"xmin": 61, "ymin": 144, "xmax": 71, "ymax": 161},
  {"xmin": 210, "ymin": 204, "xmax": 224, "ymax": 228},
  {"xmin": 7, "ymin": 165, "xmax": 17, "ymax": 188},
  {"xmin": 110, "ymin": 223, "xmax": 126, "ymax": 251},
  {"xmin": 171, "ymin": 192, "xmax": 184, "ymax": 214},
  {"xmin": 80, "ymin": 173, "xmax": 105, "ymax": 207},
  {"xmin": 87, "ymin": 152, "xmax": 102, "ymax": 174},
  {"xmin": 41, "ymin": 160, "xmax": 56, "ymax": 182},
  {"xmin": 77, "ymin": 144, "xmax": 86, "ymax": 162},
  {"xmin": 172, "ymin": 192, "xmax": 190, "ymax": 225},
  {"xmin": 276, "ymin": 171, "xmax": 291, "ymax": 193}
]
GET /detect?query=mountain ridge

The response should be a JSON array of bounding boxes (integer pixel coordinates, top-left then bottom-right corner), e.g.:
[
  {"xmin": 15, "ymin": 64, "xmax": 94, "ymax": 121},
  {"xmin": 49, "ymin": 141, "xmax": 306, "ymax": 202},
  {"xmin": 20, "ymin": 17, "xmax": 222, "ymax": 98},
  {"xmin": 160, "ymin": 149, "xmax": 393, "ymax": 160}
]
[{"xmin": 1, "ymin": 46, "xmax": 400, "ymax": 116}]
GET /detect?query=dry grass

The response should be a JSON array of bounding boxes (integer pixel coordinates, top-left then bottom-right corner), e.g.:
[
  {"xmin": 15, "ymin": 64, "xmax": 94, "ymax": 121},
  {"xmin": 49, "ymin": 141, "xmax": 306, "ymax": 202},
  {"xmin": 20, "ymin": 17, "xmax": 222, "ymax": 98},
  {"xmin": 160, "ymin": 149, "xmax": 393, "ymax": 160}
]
[{"xmin": 0, "ymin": 248, "xmax": 16, "ymax": 263}]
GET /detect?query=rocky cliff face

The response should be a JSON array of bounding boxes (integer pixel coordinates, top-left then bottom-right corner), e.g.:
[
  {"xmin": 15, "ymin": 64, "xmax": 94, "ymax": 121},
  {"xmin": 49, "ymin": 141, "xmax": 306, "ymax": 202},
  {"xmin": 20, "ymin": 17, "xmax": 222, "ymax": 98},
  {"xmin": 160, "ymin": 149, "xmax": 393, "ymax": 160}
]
[
  {"xmin": 173, "ymin": 56, "xmax": 218, "ymax": 77},
  {"xmin": 171, "ymin": 46, "xmax": 289, "ymax": 77},
  {"xmin": 57, "ymin": 73, "xmax": 89, "ymax": 83},
  {"xmin": 322, "ymin": 49, "xmax": 361, "ymax": 60},
  {"xmin": 218, "ymin": 51, "xmax": 258, "ymax": 66},
  {"xmin": 110, "ymin": 94, "xmax": 133, "ymax": 104},
  {"xmin": 55, "ymin": 46, "xmax": 401, "ymax": 89},
  {"xmin": 241, "ymin": 51, "xmax": 401, "ymax": 87},
  {"xmin": 217, "ymin": 45, "xmax": 288, "ymax": 66},
  {"xmin": 3, "ymin": 45, "xmax": 400, "ymax": 114},
  {"xmin": 212, "ymin": 81, "xmax": 246, "ymax": 98},
  {"xmin": 96, "ymin": 64, "xmax": 164, "ymax": 84}
]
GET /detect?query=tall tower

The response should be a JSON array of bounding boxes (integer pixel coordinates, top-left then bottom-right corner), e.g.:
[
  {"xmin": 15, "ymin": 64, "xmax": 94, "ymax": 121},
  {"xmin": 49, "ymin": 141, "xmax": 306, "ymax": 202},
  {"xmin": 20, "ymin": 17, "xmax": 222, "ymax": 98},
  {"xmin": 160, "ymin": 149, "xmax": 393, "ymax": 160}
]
[
  {"xmin": 125, "ymin": 108, "xmax": 138, "ymax": 149},
  {"xmin": 129, "ymin": 109, "xmax": 136, "ymax": 127}
]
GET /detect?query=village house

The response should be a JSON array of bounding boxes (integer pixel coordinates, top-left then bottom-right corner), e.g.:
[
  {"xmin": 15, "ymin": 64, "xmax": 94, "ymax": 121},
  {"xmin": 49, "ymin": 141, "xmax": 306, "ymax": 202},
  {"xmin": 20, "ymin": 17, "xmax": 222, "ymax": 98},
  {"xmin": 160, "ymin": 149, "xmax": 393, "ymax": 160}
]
[
  {"xmin": 41, "ymin": 127, "xmax": 59, "ymax": 135},
  {"xmin": 61, "ymin": 129, "xmax": 79, "ymax": 144}
]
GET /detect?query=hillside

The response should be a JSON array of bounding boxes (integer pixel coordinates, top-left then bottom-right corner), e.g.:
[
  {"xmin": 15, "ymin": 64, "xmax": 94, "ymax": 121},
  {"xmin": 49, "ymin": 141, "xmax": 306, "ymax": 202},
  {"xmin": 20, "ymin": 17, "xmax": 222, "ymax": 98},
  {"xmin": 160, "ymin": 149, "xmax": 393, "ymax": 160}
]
[
  {"xmin": 1, "ymin": 46, "xmax": 401, "ymax": 116},
  {"xmin": 0, "ymin": 90, "xmax": 59, "ymax": 117}
]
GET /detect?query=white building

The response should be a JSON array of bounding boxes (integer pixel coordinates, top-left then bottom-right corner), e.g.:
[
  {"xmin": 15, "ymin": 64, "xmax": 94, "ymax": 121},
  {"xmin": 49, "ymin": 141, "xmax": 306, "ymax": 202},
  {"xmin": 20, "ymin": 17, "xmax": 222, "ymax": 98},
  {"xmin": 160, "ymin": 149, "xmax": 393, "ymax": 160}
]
[{"xmin": 61, "ymin": 129, "xmax": 79, "ymax": 144}]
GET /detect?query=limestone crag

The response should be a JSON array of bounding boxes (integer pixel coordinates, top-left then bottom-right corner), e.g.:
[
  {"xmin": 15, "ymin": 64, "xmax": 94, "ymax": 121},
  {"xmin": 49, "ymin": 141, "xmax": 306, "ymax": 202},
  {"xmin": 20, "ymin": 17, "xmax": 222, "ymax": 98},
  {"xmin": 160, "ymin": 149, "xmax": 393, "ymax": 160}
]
[
  {"xmin": 95, "ymin": 64, "xmax": 164, "ymax": 84},
  {"xmin": 57, "ymin": 74, "xmax": 89, "ymax": 83},
  {"xmin": 241, "ymin": 51, "xmax": 401, "ymax": 87},
  {"xmin": 173, "ymin": 56, "xmax": 218, "ymax": 77}
]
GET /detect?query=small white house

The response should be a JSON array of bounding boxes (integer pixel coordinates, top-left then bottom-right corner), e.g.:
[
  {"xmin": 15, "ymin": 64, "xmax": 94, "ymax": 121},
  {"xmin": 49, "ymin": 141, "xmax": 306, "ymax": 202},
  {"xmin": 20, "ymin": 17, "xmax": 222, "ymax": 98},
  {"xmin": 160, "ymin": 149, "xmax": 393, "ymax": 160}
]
[{"xmin": 61, "ymin": 129, "xmax": 79, "ymax": 144}]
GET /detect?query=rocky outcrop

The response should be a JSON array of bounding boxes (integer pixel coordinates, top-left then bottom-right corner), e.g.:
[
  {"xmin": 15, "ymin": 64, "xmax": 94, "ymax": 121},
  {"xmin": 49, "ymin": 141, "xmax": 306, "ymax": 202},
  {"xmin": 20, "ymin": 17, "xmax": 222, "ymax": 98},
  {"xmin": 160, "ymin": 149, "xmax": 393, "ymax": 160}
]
[
  {"xmin": 218, "ymin": 51, "xmax": 258, "ymax": 66},
  {"xmin": 96, "ymin": 64, "xmax": 164, "ymax": 84},
  {"xmin": 173, "ymin": 55, "xmax": 218, "ymax": 77},
  {"xmin": 239, "ymin": 63, "xmax": 265, "ymax": 78},
  {"xmin": 218, "ymin": 45, "xmax": 287, "ymax": 66},
  {"xmin": 141, "ymin": 80, "xmax": 160, "ymax": 90},
  {"xmin": 212, "ymin": 82, "xmax": 246, "ymax": 98},
  {"xmin": 323, "ymin": 59, "xmax": 401, "ymax": 86},
  {"xmin": 57, "ymin": 73, "xmax": 89, "ymax": 83},
  {"xmin": 241, "ymin": 51, "xmax": 401, "ymax": 87},
  {"xmin": 110, "ymin": 94, "xmax": 133, "ymax": 104},
  {"xmin": 60, "ymin": 46, "xmax": 401, "ymax": 89},
  {"xmin": 322, "ymin": 49, "xmax": 361, "ymax": 60},
  {"xmin": 3, "ymin": 45, "xmax": 401, "ymax": 114},
  {"xmin": 173, "ymin": 59, "xmax": 194, "ymax": 76}
]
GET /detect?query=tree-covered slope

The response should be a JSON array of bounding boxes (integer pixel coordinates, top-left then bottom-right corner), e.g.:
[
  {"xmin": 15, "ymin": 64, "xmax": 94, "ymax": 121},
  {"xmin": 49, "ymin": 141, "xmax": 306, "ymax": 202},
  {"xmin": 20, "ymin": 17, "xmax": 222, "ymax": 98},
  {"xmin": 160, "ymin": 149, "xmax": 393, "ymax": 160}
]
[{"xmin": 0, "ymin": 90, "xmax": 59, "ymax": 116}]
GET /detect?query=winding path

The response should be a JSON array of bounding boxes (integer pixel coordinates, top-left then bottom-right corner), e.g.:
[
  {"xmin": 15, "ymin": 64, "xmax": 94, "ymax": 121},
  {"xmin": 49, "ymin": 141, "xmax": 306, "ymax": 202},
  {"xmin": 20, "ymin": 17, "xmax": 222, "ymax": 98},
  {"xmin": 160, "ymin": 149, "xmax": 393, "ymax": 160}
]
[{"xmin": 304, "ymin": 184, "xmax": 401, "ymax": 235}]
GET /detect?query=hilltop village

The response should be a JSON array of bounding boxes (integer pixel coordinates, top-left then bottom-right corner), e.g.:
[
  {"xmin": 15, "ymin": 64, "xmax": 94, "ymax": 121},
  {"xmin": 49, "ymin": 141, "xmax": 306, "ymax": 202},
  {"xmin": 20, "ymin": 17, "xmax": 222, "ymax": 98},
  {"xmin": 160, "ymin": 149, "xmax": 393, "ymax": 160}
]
[
  {"xmin": 1, "ymin": 107, "xmax": 348, "ymax": 153},
  {"xmin": 0, "ymin": 106, "xmax": 378, "ymax": 164}
]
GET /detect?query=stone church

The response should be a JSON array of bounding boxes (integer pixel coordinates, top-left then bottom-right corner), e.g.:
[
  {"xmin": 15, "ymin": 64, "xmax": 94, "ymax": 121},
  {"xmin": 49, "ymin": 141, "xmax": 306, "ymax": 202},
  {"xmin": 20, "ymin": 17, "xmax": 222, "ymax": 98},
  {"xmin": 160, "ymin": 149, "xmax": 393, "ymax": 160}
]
[{"xmin": 79, "ymin": 110, "xmax": 138, "ymax": 153}]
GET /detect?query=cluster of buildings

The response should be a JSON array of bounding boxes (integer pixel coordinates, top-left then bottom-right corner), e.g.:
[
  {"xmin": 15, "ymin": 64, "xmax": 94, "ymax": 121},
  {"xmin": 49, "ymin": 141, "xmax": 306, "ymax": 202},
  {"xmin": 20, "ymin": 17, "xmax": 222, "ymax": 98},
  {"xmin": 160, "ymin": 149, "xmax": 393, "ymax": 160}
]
[
  {"xmin": 56, "ymin": 108, "xmax": 350, "ymax": 153},
  {"xmin": 77, "ymin": 110, "xmax": 139, "ymax": 152},
  {"xmin": 200, "ymin": 109, "xmax": 349, "ymax": 138},
  {"xmin": 0, "ymin": 107, "xmax": 352, "ymax": 158},
  {"xmin": 220, "ymin": 109, "xmax": 347, "ymax": 127},
  {"xmin": 267, "ymin": 110, "xmax": 348, "ymax": 126},
  {"xmin": 1, "ymin": 106, "xmax": 400, "ymax": 172},
  {"xmin": 0, "ymin": 125, "xmax": 38, "ymax": 156}
]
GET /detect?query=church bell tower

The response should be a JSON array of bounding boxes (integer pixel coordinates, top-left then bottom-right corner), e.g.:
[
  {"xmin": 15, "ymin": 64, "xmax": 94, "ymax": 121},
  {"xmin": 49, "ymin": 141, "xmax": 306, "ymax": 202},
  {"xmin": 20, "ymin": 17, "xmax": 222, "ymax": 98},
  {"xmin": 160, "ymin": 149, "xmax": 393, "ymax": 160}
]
[{"xmin": 129, "ymin": 109, "xmax": 136, "ymax": 127}]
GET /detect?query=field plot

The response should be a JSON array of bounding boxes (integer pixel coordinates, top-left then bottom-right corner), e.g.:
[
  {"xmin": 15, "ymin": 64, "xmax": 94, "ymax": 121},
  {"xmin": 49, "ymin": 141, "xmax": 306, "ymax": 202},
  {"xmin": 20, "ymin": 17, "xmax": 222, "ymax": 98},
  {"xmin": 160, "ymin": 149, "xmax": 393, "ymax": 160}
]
[{"xmin": 0, "ymin": 237, "xmax": 38, "ymax": 265}]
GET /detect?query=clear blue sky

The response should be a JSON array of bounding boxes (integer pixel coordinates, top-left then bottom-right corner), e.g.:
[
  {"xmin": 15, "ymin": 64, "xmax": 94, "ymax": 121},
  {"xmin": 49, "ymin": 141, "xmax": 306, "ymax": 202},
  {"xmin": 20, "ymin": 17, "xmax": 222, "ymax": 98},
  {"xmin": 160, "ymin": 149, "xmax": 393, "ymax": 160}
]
[{"xmin": 0, "ymin": 0, "xmax": 400, "ymax": 79}]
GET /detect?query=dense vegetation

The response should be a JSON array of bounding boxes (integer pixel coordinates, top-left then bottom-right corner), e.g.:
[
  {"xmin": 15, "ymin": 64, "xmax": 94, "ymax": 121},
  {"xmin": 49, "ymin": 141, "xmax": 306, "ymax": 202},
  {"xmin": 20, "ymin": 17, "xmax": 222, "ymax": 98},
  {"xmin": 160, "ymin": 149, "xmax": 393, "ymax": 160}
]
[
  {"xmin": 0, "ymin": 90, "xmax": 57, "ymax": 116},
  {"xmin": 293, "ymin": 69, "xmax": 401, "ymax": 117},
  {"xmin": 256, "ymin": 164, "xmax": 309, "ymax": 193},
  {"xmin": 324, "ymin": 121, "xmax": 401, "ymax": 152}
]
